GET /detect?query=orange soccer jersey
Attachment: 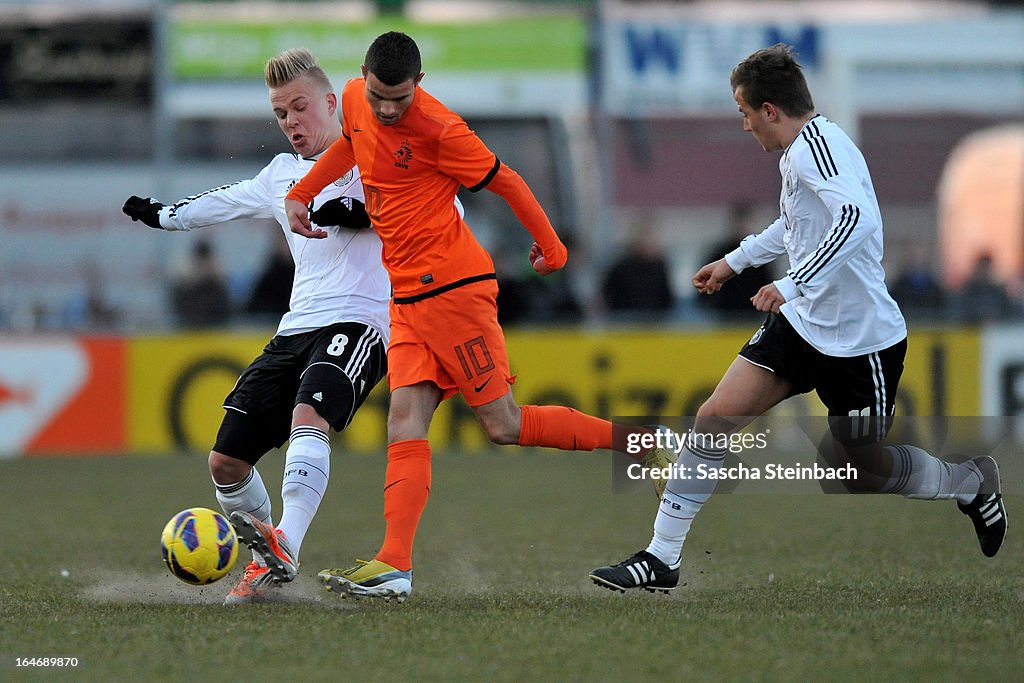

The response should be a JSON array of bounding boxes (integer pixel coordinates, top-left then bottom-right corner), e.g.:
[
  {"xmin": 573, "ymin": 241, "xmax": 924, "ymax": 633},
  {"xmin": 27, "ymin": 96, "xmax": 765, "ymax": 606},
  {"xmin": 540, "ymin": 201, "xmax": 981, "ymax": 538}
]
[{"xmin": 289, "ymin": 78, "xmax": 531, "ymax": 299}]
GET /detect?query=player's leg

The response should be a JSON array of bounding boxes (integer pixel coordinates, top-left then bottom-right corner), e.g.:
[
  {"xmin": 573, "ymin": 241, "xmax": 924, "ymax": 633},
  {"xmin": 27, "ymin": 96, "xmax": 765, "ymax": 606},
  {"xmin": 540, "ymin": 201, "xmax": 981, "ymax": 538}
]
[
  {"xmin": 376, "ymin": 382, "xmax": 440, "ymax": 571},
  {"xmin": 210, "ymin": 340, "xmax": 295, "ymax": 602},
  {"xmin": 820, "ymin": 339, "xmax": 1006, "ymax": 557},
  {"xmin": 211, "ymin": 411, "xmax": 290, "ymax": 603},
  {"xmin": 269, "ymin": 323, "xmax": 387, "ymax": 572},
  {"xmin": 419, "ymin": 280, "xmax": 668, "ymax": 485},
  {"xmin": 590, "ymin": 357, "xmax": 793, "ymax": 592},
  {"xmin": 320, "ymin": 380, "xmax": 439, "ymax": 601},
  {"xmin": 319, "ymin": 303, "xmax": 441, "ymax": 601},
  {"xmin": 592, "ymin": 314, "xmax": 801, "ymax": 592}
]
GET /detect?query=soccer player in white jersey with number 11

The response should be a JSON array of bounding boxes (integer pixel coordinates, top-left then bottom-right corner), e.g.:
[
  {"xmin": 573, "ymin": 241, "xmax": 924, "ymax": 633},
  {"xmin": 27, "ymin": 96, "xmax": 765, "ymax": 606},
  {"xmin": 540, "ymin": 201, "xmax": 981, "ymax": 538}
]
[
  {"xmin": 590, "ymin": 44, "xmax": 1007, "ymax": 594},
  {"xmin": 123, "ymin": 48, "xmax": 403, "ymax": 604}
]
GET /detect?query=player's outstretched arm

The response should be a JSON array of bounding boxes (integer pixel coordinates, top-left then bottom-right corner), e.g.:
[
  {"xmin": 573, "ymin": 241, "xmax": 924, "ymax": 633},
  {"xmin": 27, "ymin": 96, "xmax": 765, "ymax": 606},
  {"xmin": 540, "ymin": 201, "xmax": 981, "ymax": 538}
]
[
  {"xmin": 485, "ymin": 164, "xmax": 567, "ymax": 275},
  {"xmin": 693, "ymin": 258, "xmax": 736, "ymax": 295},
  {"xmin": 122, "ymin": 196, "xmax": 165, "ymax": 230}
]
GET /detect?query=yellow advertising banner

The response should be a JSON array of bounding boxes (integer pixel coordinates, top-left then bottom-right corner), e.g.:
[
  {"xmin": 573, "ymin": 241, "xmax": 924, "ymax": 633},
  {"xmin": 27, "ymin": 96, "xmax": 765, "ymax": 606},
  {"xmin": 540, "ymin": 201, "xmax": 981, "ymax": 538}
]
[
  {"xmin": 125, "ymin": 328, "xmax": 980, "ymax": 455},
  {"xmin": 128, "ymin": 333, "xmax": 267, "ymax": 453}
]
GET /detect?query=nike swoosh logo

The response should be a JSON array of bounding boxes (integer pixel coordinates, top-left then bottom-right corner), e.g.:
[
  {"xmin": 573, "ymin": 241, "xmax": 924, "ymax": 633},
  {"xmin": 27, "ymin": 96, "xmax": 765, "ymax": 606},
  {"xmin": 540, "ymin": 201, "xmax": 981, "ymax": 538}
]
[{"xmin": 473, "ymin": 378, "xmax": 492, "ymax": 393}]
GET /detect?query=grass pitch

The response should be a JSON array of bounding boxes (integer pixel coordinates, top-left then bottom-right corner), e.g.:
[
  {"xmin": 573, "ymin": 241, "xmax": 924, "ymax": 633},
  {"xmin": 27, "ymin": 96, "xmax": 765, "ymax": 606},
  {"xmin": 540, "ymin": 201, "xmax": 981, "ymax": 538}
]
[{"xmin": 1, "ymin": 451, "xmax": 1021, "ymax": 682}]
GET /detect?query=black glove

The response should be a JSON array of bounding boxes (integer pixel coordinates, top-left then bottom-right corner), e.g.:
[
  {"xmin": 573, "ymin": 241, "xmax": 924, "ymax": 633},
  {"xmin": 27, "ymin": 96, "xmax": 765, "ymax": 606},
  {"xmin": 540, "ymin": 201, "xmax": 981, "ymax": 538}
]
[
  {"xmin": 122, "ymin": 195, "xmax": 165, "ymax": 230},
  {"xmin": 308, "ymin": 196, "xmax": 371, "ymax": 230}
]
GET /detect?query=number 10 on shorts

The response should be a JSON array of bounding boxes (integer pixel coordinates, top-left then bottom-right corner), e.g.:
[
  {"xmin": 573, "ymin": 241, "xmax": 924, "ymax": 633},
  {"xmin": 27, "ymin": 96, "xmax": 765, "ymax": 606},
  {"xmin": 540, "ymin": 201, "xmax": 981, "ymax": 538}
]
[{"xmin": 454, "ymin": 336, "xmax": 494, "ymax": 380}]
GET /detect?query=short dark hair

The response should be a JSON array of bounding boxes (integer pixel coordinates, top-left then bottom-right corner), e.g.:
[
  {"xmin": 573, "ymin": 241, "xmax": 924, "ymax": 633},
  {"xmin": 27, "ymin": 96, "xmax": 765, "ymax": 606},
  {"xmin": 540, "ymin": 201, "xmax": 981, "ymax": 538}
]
[
  {"xmin": 730, "ymin": 44, "xmax": 814, "ymax": 117},
  {"xmin": 364, "ymin": 31, "xmax": 422, "ymax": 86}
]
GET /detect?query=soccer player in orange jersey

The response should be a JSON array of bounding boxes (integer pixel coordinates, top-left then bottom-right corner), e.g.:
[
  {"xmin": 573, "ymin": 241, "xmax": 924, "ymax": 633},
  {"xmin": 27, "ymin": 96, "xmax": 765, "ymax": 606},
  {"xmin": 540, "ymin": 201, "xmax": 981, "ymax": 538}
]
[{"xmin": 285, "ymin": 32, "xmax": 669, "ymax": 601}]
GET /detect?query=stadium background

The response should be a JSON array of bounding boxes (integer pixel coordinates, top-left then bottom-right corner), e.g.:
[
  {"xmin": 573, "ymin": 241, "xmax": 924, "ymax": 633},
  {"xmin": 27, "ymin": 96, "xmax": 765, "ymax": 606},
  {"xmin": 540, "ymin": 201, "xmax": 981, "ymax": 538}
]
[
  {"xmin": 2, "ymin": 1, "xmax": 1024, "ymax": 679},
  {"xmin": 2, "ymin": 2, "xmax": 1023, "ymax": 679},
  {"xmin": 0, "ymin": 0, "xmax": 1021, "ymax": 457}
]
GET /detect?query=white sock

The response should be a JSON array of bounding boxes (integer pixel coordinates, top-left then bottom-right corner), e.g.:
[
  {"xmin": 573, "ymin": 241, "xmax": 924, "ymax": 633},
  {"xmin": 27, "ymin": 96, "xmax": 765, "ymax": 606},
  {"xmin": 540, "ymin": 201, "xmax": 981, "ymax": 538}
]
[
  {"xmin": 882, "ymin": 445, "xmax": 981, "ymax": 503},
  {"xmin": 646, "ymin": 435, "xmax": 726, "ymax": 566},
  {"xmin": 214, "ymin": 467, "xmax": 272, "ymax": 564},
  {"xmin": 277, "ymin": 426, "xmax": 331, "ymax": 560}
]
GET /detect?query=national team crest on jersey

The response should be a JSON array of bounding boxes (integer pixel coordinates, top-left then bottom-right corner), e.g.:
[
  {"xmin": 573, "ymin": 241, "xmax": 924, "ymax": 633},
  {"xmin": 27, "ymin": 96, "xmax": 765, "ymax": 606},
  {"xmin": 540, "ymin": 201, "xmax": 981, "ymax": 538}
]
[
  {"xmin": 332, "ymin": 169, "xmax": 355, "ymax": 187},
  {"xmin": 394, "ymin": 140, "xmax": 413, "ymax": 169}
]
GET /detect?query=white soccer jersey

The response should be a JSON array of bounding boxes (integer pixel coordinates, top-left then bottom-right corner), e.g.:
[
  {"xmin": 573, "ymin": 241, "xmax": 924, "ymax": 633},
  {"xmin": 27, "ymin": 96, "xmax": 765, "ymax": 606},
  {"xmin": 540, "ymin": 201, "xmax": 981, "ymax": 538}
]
[
  {"xmin": 724, "ymin": 115, "xmax": 907, "ymax": 357},
  {"xmin": 159, "ymin": 153, "xmax": 390, "ymax": 340}
]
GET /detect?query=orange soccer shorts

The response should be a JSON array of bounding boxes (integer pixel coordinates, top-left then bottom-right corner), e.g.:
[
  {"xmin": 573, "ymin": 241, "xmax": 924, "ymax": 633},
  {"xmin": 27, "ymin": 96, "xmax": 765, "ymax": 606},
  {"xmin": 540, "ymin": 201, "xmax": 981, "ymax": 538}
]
[{"xmin": 387, "ymin": 278, "xmax": 515, "ymax": 407}]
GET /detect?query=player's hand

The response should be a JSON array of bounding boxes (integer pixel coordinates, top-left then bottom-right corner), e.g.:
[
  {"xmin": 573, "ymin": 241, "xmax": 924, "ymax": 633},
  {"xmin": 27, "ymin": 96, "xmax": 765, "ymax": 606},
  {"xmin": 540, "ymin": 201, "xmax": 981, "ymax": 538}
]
[
  {"xmin": 529, "ymin": 241, "xmax": 559, "ymax": 276},
  {"xmin": 309, "ymin": 196, "xmax": 371, "ymax": 230},
  {"xmin": 692, "ymin": 258, "xmax": 736, "ymax": 295},
  {"xmin": 751, "ymin": 283, "xmax": 785, "ymax": 313},
  {"xmin": 122, "ymin": 196, "xmax": 164, "ymax": 230},
  {"xmin": 285, "ymin": 198, "xmax": 327, "ymax": 239}
]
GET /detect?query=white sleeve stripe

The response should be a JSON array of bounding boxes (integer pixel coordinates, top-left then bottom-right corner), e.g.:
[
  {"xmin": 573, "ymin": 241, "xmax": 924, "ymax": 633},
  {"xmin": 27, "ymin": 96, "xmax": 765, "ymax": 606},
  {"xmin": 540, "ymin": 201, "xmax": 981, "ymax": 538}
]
[
  {"xmin": 790, "ymin": 204, "xmax": 859, "ymax": 284},
  {"xmin": 801, "ymin": 122, "xmax": 839, "ymax": 180}
]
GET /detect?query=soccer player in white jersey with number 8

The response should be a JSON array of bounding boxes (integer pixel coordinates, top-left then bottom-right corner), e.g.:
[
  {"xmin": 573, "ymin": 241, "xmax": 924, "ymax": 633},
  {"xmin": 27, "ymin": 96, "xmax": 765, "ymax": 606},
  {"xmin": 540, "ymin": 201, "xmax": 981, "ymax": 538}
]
[
  {"xmin": 590, "ymin": 44, "xmax": 1006, "ymax": 594},
  {"xmin": 123, "ymin": 48, "xmax": 404, "ymax": 603}
]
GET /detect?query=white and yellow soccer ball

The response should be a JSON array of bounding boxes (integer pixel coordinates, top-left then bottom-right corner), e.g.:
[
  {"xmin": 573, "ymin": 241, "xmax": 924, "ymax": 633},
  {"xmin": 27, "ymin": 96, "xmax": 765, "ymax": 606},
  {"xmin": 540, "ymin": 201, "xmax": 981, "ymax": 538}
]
[{"xmin": 160, "ymin": 507, "xmax": 239, "ymax": 585}]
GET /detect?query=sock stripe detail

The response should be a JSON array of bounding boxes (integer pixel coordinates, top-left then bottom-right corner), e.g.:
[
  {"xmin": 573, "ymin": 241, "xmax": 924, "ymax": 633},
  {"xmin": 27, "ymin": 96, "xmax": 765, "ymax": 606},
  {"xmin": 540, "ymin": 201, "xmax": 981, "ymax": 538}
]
[
  {"xmin": 290, "ymin": 426, "xmax": 330, "ymax": 447},
  {"xmin": 890, "ymin": 445, "xmax": 912, "ymax": 494},
  {"xmin": 215, "ymin": 468, "xmax": 254, "ymax": 494},
  {"xmin": 247, "ymin": 494, "xmax": 270, "ymax": 516},
  {"xmin": 684, "ymin": 436, "xmax": 727, "ymax": 461}
]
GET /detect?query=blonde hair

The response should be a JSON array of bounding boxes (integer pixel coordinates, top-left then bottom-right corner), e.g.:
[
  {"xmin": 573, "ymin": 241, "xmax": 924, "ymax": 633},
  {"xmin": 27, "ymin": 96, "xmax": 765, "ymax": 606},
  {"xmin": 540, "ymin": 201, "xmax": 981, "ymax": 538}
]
[{"xmin": 264, "ymin": 47, "xmax": 333, "ymax": 92}]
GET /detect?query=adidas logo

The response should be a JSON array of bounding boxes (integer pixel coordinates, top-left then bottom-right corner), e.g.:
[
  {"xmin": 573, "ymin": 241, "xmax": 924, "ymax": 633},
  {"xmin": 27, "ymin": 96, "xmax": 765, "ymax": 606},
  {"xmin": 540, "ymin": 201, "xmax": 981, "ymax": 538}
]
[{"xmin": 313, "ymin": 392, "xmax": 323, "ymax": 402}]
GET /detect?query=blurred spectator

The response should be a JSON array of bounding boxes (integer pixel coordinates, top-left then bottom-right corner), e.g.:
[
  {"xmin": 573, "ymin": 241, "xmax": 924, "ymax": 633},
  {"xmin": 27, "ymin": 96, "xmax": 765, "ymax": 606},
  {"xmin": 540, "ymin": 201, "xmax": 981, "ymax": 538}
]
[
  {"xmin": 496, "ymin": 240, "xmax": 583, "ymax": 326},
  {"xmin": 61, "ymin": 262, "xmax": 121, "ymax": 330},
  {"xmin": 950, "ymin": 254, "xmax": 1019, "ymax": 324},
  {"xmin": 601, "ymin": 229, "xmax": 674, "ymax": 320},
  {"xmin": 245, "ymin": 234, "xmax": 294, "ymax": 322},
  {"xmin": 698, "ymin": 204, "xmax": 774, "ymax": 320},
  {"xmin": 888, "ymin": 244, "xmax": 946, "ymax": 322},
  {"xmin": 170, "ymin": 238, "xmax": 231, "ymax": 328}
]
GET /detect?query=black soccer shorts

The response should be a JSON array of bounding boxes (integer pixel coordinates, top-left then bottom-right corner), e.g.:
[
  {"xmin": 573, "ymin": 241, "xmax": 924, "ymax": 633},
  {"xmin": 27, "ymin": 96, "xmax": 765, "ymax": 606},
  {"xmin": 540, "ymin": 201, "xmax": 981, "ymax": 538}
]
[
  {"xmin": 213, "ymin": 321, "xmax": 386, "ymax": 464},
  {"xmin": 739, "ymin": 312, "xmax": 907, "ymax": 446}
]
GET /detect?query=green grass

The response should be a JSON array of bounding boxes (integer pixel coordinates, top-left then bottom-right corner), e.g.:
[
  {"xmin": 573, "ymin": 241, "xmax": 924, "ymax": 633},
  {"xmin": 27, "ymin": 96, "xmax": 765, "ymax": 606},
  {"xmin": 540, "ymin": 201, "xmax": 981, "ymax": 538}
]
[{"xmin": 1, "ymin": 452, "xmax": 1021, "ymax": 682}]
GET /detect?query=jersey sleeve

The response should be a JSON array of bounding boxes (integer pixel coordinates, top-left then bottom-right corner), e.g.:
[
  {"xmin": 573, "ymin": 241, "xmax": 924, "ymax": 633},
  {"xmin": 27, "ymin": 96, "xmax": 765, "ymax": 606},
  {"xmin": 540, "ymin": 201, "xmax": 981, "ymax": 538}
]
[
  {"xmin": 161, "ymin": 163, "xmax": 275, "ymax": 231},
  {"xmin": 437, "ymin": 119, "xmax": 500, "ymax": 190},
  {"xmin": 724, "ymin": 216, "xmax": 787, "ymax": 273},
  {"xmin": 781, "ymin": 140, "xmax": 880, "ymax": 299},
  {"xmin": 484, "ymin": 163, "xmax": 567, "ymax": 271}
]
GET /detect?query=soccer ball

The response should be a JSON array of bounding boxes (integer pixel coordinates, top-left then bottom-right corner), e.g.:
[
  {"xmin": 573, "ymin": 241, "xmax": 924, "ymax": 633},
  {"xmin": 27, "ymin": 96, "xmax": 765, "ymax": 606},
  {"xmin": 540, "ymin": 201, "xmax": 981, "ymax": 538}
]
[{"xmin": 160, "ymin": 507, "xmax": 239, "ymax": 585}]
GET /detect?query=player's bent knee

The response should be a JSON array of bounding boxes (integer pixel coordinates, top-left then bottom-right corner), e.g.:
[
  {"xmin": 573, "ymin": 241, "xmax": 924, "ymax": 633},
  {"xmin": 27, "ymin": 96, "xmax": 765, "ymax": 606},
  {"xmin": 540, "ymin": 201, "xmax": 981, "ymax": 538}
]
[
  {"xmin": 208, "ymin": 451, "xmax": 252, "ymax": 485},
  {"xmin": 483, "ymin": 423, "xmax": 519, "ymax": 446},
  {"xmin": 476, "ymin": 412, "xmax": 519, "ymax": 445},
  {"xmin": 292, "ymin": 402, "xmax": 331, "ymax": 431}
]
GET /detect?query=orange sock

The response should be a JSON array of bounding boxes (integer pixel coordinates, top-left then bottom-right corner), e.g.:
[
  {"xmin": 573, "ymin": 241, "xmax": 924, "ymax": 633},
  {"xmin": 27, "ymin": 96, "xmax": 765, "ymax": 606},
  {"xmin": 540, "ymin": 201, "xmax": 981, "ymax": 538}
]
[
  {"xmin": 375, "ymin": 439, "xmax": 431, "ymax": 571},
  {"xmin": 517, "ymin": 405, "xmax": 613, "ymax": 451}
]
